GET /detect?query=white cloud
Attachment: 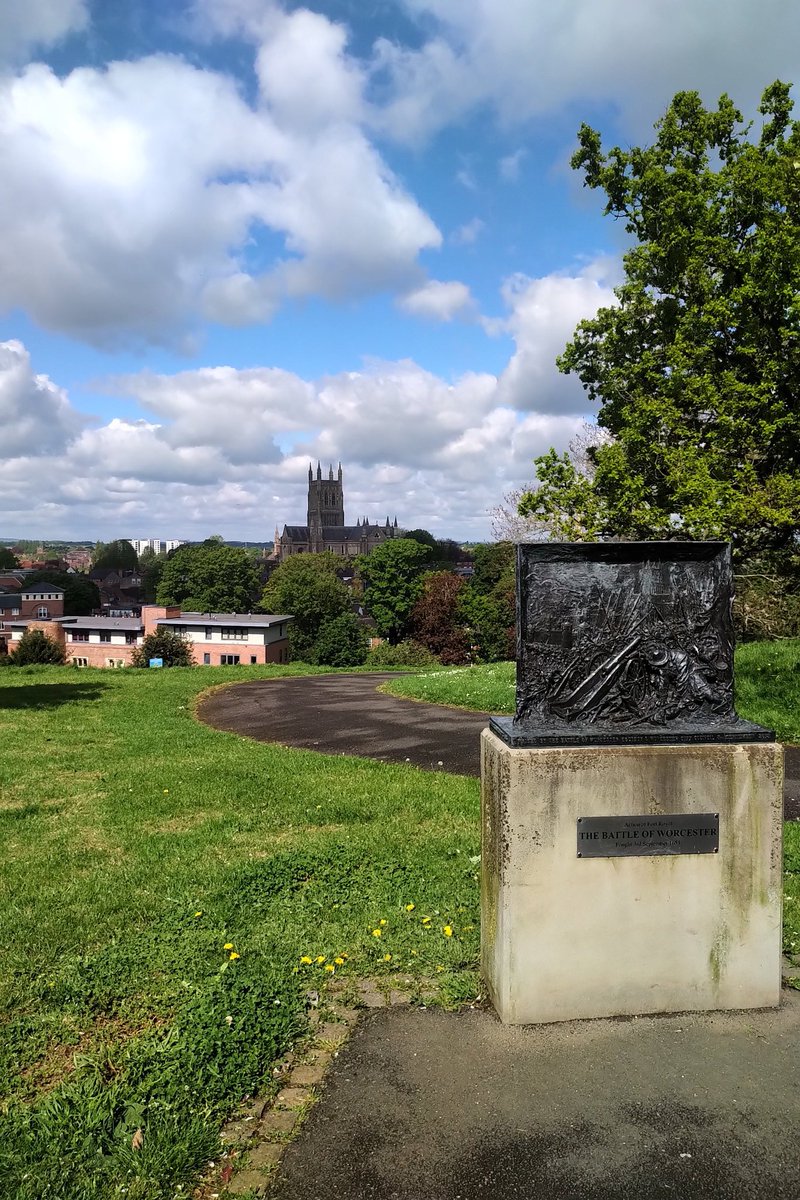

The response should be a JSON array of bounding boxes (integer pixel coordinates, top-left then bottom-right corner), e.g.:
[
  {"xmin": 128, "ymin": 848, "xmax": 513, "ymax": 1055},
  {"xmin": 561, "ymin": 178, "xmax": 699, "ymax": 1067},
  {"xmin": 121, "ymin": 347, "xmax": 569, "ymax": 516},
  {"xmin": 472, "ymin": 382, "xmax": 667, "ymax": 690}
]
[
  {"xmin": 398, "ymin": 280, "xmax": 476, "ymax": 322},
  {"xmin": 379, "ymin": 0, "xmax": 800, "ymax": 141},
  {"xmin": 494, "ymin": 259, "xmax": 618, "ymax": 414},
  {"xmin": 0, "ymin": 13, "xmax": 440, "ymax": 345},
  {"xmin": 0, "ymin": 0, "xmax": 88, "ymax": 65},
  {"xmin": 0, "ymin": 339, "xmax": 85, "ymax": 456}
]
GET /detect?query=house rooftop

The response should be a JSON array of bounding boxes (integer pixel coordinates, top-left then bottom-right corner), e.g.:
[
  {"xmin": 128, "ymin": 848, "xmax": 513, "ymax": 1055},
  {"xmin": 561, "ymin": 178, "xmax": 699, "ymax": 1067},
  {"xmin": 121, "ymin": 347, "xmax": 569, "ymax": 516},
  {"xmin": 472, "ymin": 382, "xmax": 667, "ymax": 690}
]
[{"xmin": 21, "ymin": 583, "xmax": 65, "ymax": 594}]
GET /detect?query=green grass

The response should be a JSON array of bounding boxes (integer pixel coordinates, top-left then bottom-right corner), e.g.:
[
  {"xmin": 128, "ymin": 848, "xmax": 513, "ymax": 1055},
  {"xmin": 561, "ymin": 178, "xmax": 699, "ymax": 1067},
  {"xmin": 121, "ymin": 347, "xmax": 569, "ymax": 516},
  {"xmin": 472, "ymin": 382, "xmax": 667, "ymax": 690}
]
[{"xmin": 0, "ymin": 664, "xmax": 479, "ymax": 1199}]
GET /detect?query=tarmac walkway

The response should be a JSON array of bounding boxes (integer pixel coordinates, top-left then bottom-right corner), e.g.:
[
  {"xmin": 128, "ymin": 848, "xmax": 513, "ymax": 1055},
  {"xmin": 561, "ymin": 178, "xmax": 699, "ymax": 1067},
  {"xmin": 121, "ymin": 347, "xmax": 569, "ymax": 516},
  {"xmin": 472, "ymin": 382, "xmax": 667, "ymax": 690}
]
[
  {"xmin": 269, "ymin": 995, "xmax": 800, "ymax": 1200},
  {"xmin": 198, "ymin": 672, "xmax": 800, "ymax": 818}
]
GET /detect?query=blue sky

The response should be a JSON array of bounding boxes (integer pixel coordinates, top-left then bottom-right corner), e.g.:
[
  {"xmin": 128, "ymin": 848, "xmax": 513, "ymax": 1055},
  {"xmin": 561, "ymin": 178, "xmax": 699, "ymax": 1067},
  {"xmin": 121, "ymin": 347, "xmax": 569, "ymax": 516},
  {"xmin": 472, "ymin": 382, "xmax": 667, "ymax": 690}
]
[{"xmin": 1, "ymin": 0, "xmax": 798, "ymax": 542}]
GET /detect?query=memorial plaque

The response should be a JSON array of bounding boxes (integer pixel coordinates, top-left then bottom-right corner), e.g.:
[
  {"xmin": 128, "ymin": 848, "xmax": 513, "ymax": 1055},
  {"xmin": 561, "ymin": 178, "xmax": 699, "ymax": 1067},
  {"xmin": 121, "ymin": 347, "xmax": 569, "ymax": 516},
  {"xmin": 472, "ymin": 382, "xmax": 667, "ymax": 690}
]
[
  {"xmin": 490, "ymin": 541, "xmax": 774, "ymax": 748},
  {"xmin": 577, "ymin": 813, "xmax": 719, "ymax": 858}
]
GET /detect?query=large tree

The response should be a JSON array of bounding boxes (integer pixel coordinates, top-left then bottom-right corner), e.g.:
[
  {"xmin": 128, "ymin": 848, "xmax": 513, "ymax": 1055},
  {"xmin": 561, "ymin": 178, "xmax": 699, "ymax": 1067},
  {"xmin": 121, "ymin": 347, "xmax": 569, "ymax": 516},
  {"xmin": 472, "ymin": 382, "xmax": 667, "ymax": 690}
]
[
  {"xmin": 357, "ymin": 538, "xmax": 431, "ymax": 644},
  {"xmin": 259, "ymin": 553, "xmax": 350, "ymax": 661},
  {"xmin": 410, "ymin": 571, "xmax": 470, "ymax": 664},
  {"xmin": 519, "ymin": 82, "xmax": 800, "ymax": 568},
  {"xmin": 0, "ymin": 548, "xmax": 20, "ymax": 570},
  {"xmin": 92, "ymin": 540, "xmax": 138, "ymax": 571},
  {"xmin": 156, "ymin": 540, "xmax": 260, "ymax": 613}
]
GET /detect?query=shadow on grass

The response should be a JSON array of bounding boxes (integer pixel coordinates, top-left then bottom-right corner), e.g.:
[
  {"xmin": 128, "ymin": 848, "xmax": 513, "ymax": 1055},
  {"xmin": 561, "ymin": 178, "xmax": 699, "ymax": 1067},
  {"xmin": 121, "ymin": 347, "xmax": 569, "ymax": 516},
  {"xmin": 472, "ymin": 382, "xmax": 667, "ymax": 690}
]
[{"xmin": 0, "ymin": 681, "xmax": 108, "ymax": 709}]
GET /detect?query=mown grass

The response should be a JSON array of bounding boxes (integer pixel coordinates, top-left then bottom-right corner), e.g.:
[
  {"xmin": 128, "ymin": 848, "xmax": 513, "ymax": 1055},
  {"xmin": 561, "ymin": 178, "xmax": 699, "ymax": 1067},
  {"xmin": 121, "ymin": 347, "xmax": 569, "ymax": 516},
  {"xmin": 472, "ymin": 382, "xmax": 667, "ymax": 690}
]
[{"xmin": 0, "ymin": 664, "xmax": 480, "ymax": 1200}]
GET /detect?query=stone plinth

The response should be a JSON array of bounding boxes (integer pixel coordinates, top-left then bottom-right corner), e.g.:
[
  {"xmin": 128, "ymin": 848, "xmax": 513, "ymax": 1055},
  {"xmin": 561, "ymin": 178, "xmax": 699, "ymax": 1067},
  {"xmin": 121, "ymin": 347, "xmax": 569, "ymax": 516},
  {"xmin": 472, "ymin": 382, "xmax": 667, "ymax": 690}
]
[{"xmin": 481, "ymin": 730, "xmax": 784, "ymax": 1025}]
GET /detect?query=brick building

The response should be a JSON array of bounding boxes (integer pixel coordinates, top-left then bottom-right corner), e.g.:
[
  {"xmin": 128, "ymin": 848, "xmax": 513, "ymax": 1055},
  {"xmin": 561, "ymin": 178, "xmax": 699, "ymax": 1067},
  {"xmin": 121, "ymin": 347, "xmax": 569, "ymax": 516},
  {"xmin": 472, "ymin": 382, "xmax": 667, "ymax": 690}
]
[{"xmin": 5, "ymin": 604, "xmax": 292, "ymax": 668}]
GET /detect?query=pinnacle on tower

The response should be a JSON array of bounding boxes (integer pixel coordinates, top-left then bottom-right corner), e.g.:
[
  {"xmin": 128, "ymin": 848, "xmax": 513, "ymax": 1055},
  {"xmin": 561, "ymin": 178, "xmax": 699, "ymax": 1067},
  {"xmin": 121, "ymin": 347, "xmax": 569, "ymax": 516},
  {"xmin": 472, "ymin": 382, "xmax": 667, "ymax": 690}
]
[
  {"xmin": 337, "ymin": 462, "xmax": 343, "ymax": 481},
  {"xmin": 308, "ymin": 462, "xmax": 313, "ymax": 481},
  {"xmin": 317, "ymin": 461, "xmax": 322, "ymax": 479},
  {"xmin": 328, "ymin": 463, "xmax": 334, "ymax": 480}
]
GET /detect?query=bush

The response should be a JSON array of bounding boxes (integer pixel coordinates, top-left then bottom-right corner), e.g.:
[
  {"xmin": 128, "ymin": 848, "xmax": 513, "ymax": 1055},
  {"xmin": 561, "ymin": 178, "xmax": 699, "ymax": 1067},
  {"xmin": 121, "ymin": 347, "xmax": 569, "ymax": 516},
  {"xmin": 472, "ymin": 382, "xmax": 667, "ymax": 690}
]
[
  {"xmin": 366, "ymin": 639, "xmax": 438, "ymax": 667},
  {"xmin": 9, "ymin": 629, "xmax": 66, "ymax": 665},
  {"xmin": 130, "ymin": 629, "xmax": 194, "ymax": 668},
  {"xmin": 313, "ymin": 613, "xmax": 368, "ymax": 667}
]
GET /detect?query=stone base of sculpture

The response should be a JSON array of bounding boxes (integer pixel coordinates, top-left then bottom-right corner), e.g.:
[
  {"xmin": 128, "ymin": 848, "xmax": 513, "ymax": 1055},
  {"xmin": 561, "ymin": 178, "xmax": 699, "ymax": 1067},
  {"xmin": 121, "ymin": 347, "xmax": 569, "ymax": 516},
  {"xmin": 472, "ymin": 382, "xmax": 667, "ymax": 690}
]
[{"xmin": 481, "ymin": 730, "xmax": 784, "ymax": 1025}]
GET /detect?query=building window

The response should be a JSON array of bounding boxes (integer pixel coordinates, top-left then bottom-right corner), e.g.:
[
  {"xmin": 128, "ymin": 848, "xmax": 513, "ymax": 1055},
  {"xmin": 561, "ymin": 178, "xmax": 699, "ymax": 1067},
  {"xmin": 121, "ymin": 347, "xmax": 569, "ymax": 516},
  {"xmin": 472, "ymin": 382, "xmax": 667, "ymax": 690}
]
[
  {"xmin": 220, "ymin": 654, "xmax": 240, "ymax": 665},
  {"xmin": 72, "ymin": 656, "xmax": 88, "ymax": 667},
  {"xmin": 250, "ymin": 655, "xmax": 257, "ymax": 664},
  {"xmin": 205, "ymin": 627, "xmax": 213, "ymax": 639},
  {"xmin": 100, "ymin": 633, "xmax": 111, "ymax": 643},
  {"xmin": 36, "ymin": 606, "xmax": 49, "ymax": 619},
  {"xmin": 125, "ymin": 633, "xmax": 137, "ymax": 645},
  {"xmin": 221, "ymin": 627, "xmax": 247, "ymax": 640},
  {"xmin": 203, "ymin": 653, "xmax": 210, "ymax": 664},
  {"xmin": 71, "ymin": 632, "xmax": 89, "ymax": 642}
]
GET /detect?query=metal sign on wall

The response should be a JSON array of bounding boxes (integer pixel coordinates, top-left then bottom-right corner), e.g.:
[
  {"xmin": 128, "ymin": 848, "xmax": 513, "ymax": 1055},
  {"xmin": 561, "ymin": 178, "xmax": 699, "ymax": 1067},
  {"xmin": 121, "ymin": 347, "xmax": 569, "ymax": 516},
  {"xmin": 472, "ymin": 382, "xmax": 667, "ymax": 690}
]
[{"xmin": 577, "ymin": 814, "xmax": 719, "ymax": 858}]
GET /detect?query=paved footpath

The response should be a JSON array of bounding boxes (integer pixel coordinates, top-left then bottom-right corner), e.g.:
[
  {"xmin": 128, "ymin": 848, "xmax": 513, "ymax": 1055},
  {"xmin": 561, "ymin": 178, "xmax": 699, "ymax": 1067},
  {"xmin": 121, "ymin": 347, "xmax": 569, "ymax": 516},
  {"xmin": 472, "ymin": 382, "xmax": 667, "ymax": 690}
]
[
  {"xmin": 269, "ymin": 995, "xmax": 800, "ymax": 1200},
  {"xmin": 198, "ymin": 673, "xmax": 800, "ymax": 818}
]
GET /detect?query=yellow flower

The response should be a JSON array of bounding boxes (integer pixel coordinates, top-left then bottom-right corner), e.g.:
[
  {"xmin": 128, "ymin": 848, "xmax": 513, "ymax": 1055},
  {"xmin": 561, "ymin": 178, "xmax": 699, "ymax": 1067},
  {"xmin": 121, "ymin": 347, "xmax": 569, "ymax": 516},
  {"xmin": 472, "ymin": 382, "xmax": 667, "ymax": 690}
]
[
  {"xmin": 421, "ymin": 916, "xmax": 431, "ymax": 925},
  {"xmin": 163, "ymin": 789, "xmax": 169, "ymax": 794},
  {"xmin": 383, "ymin": 953, "xmax": 392, "ymax": 962},
  {"xmin": 410, "ymin": 949, "xmax": 418, "ymax": 956},
  {"xmin": 372, "ymin": 928, "xmax": 382, "ymax": 938},
  {"xmin": 405, "ymin": 903, "xmax": 415, "ymax": 911},
  {"xmin": 379, "ymin": 919, "xmax": 387, "ymax": 926},
  {"xmin": 334, "ymin": 956, "xmax": 345, "ymax": 965},
  {"xmin": 223, "ymin": 943, "xmax": 234, "ymax": 950},
  {"xmin": 436, "ymin": 965, "xmax": 444, "ymax": 972},
  {"xmin": 229, "ymin": 952, "xmax": 240, "ymax": 961},
  {"xmin": 316, "ymin": 955, "xmax": 326, "ymax": 963},
  {"xmin": 324, "ymin": 964, "xmax": 335, "ymax": 973},
  {"xmin": 300, "ymin": 956, "xmax": 313, "ymax": 965},
  {"xmin": 193, "ymin": 911, "xmax": 203, "ymax": 918},
  {"xmin": 443, "ymin": 926, "xmax": 453, "ymax": 937}
]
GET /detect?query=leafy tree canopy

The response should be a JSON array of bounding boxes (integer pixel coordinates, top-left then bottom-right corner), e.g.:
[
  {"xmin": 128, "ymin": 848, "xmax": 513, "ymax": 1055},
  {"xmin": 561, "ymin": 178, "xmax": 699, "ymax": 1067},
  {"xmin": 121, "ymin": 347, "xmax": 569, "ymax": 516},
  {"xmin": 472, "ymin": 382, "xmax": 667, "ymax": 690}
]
[
  {"xmin": 10, "ymin": 628, "xmax": 66, "ymax": 665},
  {"xmin": 411, "ymin": 571, "xmax": 470, "ymax": 664},
  {"xmin": 520, "ymin": 81, "xmax": 800, "ymax": 566},
  {"xmin": 0, "ymin": 548, "xmax": 20, "ymax": 570},
  {"xmin": 259, "ymin": 553, "xmax": 350, "ymax": 661},
  {"xmin": 25, "ymin": 570, "xmax": 100, "ymax": 616},
  {"xmin": 92, "ymin": 540, "xmax": 138, "ymax": 571},
  {"xmin": 312, "ymin": 612, "xmax": 368, "ymax": 667},
  {"xmin": 130, "ymin": 629, "xmax": 194, "ymax": 668},
  {"xmin": 156, "ymin": 540, "xmax": 260, "ymax": 613},
  {"xmin": 357, "ymin": 538, "xmax": 431, "ymax": 643}
]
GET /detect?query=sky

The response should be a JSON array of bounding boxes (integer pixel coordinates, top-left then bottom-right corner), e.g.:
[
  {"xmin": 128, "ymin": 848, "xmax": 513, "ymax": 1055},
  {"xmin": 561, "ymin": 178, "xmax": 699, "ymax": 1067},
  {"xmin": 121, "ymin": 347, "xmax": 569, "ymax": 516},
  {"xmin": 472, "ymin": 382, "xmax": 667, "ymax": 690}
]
[{"xmin": 1, "ymin": 0, "xmax": 799, "ymax": 544}]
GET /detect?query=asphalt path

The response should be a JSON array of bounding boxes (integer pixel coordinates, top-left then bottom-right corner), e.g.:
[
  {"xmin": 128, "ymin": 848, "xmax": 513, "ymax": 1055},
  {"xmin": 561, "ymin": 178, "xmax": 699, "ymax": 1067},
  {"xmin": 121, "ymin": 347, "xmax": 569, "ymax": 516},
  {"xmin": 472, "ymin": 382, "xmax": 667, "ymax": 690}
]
[{"xmin": 198, "ymin": 673, "xmax": 800, "ymax": 819}]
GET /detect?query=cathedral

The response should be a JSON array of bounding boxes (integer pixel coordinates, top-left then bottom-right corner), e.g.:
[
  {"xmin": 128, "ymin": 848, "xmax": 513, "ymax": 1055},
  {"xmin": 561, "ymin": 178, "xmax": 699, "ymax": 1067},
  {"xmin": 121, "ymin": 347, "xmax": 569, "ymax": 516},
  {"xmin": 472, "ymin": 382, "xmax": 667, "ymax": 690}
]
[{"xmin": 275, "ymin": 463, "xmax": 400, "ymax": 561}]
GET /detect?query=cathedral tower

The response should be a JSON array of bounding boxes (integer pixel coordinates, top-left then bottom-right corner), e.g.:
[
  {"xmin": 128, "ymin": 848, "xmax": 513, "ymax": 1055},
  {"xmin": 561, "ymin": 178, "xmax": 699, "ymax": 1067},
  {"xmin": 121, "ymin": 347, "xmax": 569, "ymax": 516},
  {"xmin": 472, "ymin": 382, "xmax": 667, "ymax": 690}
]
[{"xmin": 307, "ymin": 462, "xmax": 345, "ymax": 551}]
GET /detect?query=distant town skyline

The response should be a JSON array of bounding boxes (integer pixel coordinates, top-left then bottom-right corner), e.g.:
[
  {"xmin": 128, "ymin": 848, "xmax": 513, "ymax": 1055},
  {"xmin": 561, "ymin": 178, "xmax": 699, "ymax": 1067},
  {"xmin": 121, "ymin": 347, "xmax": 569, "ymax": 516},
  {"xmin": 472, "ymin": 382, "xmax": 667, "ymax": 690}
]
[{"xmin": 1, "ymin": 1, "xmax": 798, "ymax": 541}]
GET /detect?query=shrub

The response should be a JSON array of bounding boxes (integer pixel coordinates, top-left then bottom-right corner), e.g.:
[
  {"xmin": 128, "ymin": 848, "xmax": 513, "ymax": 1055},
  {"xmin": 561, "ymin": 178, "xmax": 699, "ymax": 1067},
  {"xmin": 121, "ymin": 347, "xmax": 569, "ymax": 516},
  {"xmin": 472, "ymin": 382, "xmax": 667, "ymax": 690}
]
[
  {"xmin": 9, "ymin": 629, "xmax": 66, "ymax": 665},
  {"xmin": 130, "ymin": 629, "xmax": 194, "ymax": 668},
  {"xmin": 366, "ymin": 639, "xmax": 438, "ymax": 667},
  {"xmin": 313, "ymin": 613, "xmax": 368, "ymax": 667}
]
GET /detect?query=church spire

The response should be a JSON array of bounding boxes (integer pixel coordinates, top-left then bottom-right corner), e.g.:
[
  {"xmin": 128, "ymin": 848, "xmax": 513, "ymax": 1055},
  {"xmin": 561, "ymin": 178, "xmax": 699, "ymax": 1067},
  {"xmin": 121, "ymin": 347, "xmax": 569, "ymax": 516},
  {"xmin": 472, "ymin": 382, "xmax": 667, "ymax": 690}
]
[
  {"xmin": 316, "ymin": 460, "xmax": 322, "ymax": 479},
  {"xmin": 308, "ymin": 462, "xmax": 313, "ymax": 482}
]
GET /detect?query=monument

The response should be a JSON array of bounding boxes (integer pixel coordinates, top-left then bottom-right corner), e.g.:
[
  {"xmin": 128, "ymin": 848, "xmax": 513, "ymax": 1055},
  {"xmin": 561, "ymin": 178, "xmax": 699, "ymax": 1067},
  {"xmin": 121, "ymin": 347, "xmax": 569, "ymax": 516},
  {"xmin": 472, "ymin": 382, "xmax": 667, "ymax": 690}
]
[{"xmin": 481, "ymin": 542, "xmax": 784, "ymax": 1024}]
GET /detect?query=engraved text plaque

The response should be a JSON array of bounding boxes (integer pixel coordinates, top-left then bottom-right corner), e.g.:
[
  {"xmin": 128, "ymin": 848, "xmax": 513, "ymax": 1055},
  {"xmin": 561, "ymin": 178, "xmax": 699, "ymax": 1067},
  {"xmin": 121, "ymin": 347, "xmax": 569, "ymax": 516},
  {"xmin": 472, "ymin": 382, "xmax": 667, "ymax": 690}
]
[{"xmin": 577, "ymin": 813, "xmax": 719, "ymax": 858}]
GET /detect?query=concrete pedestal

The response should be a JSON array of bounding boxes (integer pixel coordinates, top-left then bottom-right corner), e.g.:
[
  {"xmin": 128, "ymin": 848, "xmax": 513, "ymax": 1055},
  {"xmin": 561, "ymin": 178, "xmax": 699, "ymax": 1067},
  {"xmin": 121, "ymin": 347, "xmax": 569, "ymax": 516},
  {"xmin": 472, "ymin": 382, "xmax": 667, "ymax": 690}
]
[{"xmin": 481, "ymin": 730, "xmax": 784, "ymax": 1024}]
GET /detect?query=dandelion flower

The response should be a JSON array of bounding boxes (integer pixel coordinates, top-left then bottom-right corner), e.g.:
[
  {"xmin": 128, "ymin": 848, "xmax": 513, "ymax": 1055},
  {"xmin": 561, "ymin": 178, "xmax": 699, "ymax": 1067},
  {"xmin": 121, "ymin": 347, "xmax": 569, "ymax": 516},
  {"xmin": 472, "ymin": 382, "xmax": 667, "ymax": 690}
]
[
  {"xmin": 421, "ymin": 916, "xmax": 432, "ymax": 926},
  {"xmin": 379, "ymin": 919, "xmax": 387, "ymax": 926},
  {"xmin": 229, "ymin": 952, "xmax": 240, "ymax": 961},
  {"xmin": 405, "ymin": 903, "xmax": 415, "ymax": 911},
  {"xmin": 443, "ymin": 926, "xmax": 453, "ymax": 937},
  {"xmin": 372, "ymin": 929, "xmax": 382, "ymax": 938},
  {"xmin": 300, "ymin": 956, "xmax": 313, "ymax": 965},
  {"xmin": 436, "ymin": 965, "xmax": 444, "ymax": 972},
  {"xmin": 316, "ymin": 955, "xmax": 326, "ymax": 963},
  {"xmin": 334, "ymin": 957, "xmax": 345, "ymax": 965},
  {"xmin": 410, "ymin": 949, "xmax": 418, "ymax": 956},
  {"xmin": 324, "ymin": 964, "xmax": 335, "ymax": 973},
  {"xmin": 223, "ymin": 943, "xmax": 234, "ymax": 950},
  {"xmin": 383, "ymin": 954, "xmax": 392, "ymax": 962},
  {"xmin": 193, "ymin": 911, "xmax": 203, "ymax": 918},
  {"xmin": 163, "ymin": 789, "xmax": 169, "ymax": 794}
]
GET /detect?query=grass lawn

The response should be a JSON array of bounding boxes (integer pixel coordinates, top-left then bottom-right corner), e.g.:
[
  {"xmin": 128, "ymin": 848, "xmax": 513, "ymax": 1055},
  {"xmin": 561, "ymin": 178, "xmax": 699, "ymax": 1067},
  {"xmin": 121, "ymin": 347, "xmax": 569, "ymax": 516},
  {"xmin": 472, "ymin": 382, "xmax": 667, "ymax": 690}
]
[{"xmin": 0, "ymin": 664, "xmax": 479, "ymax": 1200}]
